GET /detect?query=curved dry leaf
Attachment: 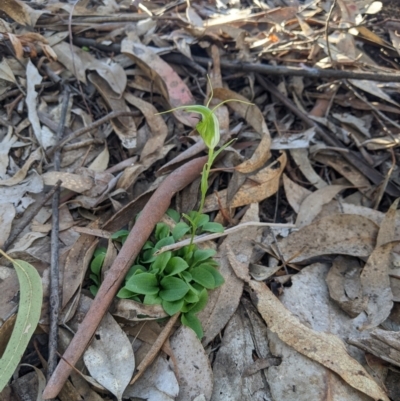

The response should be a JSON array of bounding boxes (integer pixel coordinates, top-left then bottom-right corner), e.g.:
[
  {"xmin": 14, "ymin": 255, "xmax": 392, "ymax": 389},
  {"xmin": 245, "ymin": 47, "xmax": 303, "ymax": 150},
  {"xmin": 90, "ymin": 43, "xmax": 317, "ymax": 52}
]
[
  {"xmin": 0, "ymin": 267, "xmax": 19, "ymax": 323},
  {"xmin": 88, "ymin": 73, "xmax": 137, "ymax": 149},
  {"xmin": 26, "ymin": 61, "xmax": 56, "ymax": 149},
  {"xmin": 83, "ymin": 302, "xmax": 135, "ymax": 401},
  {"xmin": 282, "ymin": 173, "xmax": 311, "ymax": 213},
  {"xmin": 290, "ymin": 148, "xmax": 327, "ymax": 189},
  {"xmin": 250, "ymin": 280, "xmax": 389, "ymax": 401},
  {"xmin": 0, "ymin": 59, "xmax": 16, "ymax": 83},
  {"xmin": 296, "ymin": 185, "xmax": 348, "ymax": 228},
  {"xmin": 0, "ymin": 204, "xmax": 15, "ymax": 248},
  {"xmin": 211, "ymin": 303, "xmax": 273, "ymax": 401},
  {"xmin": 213, "ymin": 87, "xmax": 271, "ymax": 174},
  {"xmin": 326, "ymin": 256, "xmax": 365, "ymax": 317},
  {"xmin": 121, "ymin": 39, "xmax": 197, "ymax": 127},
  {"xmin": 359, "ymin": 242, "xmax": 397, "ymax": 330},
  {"xmin": 62, "ymin": 234, "xmax": 98, "ymax": 309},
  {"xmin": 0, "ymin": 148, "xmax": 42, "ymax": 187},
  {"xmin": 276, "ymin": 214, "xmax": 378, "ymax": 264},
  {"xmin": 88, "ymin": 146, "xmax": 110, "ymax": 173},
  {"xmin": 266, "ymin": 263, "xmax": 377, "ymax": 401},
  {"xmin": 0, "ymin": 0, "xmax": 37, "ymax": 26},
  {"xmin": 199, "ymin": 203, "xmax": 259, "ymax": 345},
  {"xmin": 377, "ymin": 198, "xmax": 399, "ymax": 247},
  {"xmin": 203, "ymin": 152, "xmax": 286, "ymax": 213},
  {"xmin": 123, "ymin": 356, "xmax": 178, "ymax": 400},
  {"xmin": 170, "ymin": 326, "xmax": 213, "ymax": 401},
  {"xmin": 90, "ymin": 60, "xmax": 127, "ymax": 95},
  {"xmin": 42, "ymin": 171, "xmax": 93, "ymax": 193}
]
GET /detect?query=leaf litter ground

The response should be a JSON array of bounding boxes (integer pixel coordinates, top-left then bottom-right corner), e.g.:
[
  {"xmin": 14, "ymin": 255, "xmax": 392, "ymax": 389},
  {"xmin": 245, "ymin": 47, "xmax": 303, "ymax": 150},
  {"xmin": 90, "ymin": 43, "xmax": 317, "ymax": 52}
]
[{"xmin": 1, "ymin": 0, "xmax": 400, "ymax": 400}]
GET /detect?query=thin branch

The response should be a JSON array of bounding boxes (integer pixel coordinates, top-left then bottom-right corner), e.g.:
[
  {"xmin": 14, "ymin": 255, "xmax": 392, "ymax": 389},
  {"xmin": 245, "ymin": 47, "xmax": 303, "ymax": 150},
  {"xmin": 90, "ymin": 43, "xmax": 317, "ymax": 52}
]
[
  {"xmin": 71, "ymin": 37, "xmax": 400, "ymax": 83},
  {"xmin": 47, "ymin": 88, "xmax": 70, "ymax": 390},
  {"xmin": 155, "ymin": 222, "xmax": 296, "ymax": 255}
]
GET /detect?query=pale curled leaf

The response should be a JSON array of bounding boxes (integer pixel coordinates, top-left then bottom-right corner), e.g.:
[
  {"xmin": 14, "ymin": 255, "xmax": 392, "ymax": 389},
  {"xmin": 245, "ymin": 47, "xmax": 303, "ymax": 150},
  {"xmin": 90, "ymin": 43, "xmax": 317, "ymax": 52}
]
[
  {"xmin": 249, "ymin": 280, "xmax": 389, "ymax": 401},
  {"xmin": 276, "ymin": 214, "xmax": 378, "ymax": 263},
  {"xmin": 359, "ymin": 242, "xmax": 396, "ymax": 330},
  {"xmin": 83, "ymin": 307, "xmax": 135, "ymax": 401},
  {"xmin": 0, "ymin": 257, "xmax": 43, "ymax": 392}
]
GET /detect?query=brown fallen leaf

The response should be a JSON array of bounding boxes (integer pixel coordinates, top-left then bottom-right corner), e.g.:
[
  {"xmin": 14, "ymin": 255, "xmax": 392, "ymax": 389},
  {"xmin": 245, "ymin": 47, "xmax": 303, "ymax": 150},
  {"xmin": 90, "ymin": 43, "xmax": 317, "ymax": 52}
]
[
  {"xmin": 199, "ymin": 203, "xmax": 259, "ymax": 346},
  {"xmin": 203, "ymin": 151, "xmax": 286, "ymax": 213},
  {"xmin": 42, "ymin": 171, "xmax": 93, "ymax": 193},
  {"xmin": 282, "ymin": 173, "xmax": 312, "ymax": 213},
  {"xmin": 0, "ymin": 0, "xmax": 41, "ymax": 26},
  {"xmin": 121, "ymin": 37, "xmax": 197, "ymax": 127},
  {"xmin": 377, "ymin": 198, "xmax": 400, "ymax": 247},
  {"xmin": 249, "ymin": 280, "xmax": 389, "ymax": 401},
  {"xmin": 275, "ymin": 214, "xmax": 378, "ymax": 263},
  {"xmin": 326, "ymin": 255, "xmax": 365, "ymax": 317},
  {"xmin": 213, "ymin": 87, "xmax": 271, "ymax": 174},
  {"xmin": 296, "ymin": 185, "xmax": 348, "ymax": 228},
  {"xmin": 359, "ymin": 243, "xmax": 396, "ymax": 330}
]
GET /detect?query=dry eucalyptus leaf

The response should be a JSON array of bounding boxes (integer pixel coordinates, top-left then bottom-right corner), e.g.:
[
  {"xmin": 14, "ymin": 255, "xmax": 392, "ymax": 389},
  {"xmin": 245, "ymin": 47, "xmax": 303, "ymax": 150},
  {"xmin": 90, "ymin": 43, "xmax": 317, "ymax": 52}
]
[
  {"xmin": 290, "ymin": 148, "xmax": 327, "ymax": 189},
  {"xmin": 121, "ymin": 38, "xmax": 197, "ymax": 127},
  {"xmin": 282, "ymin": 173, "xmax": 311, "ymax": 213},
  {"xmin": 276, "ymin": 214, "xmax": 378, "ymax": 263},
  {"xmin": 170, "ymin": 326, "xmax": 213, "ymax": 401},
  {"xmin": 377, "ymin": 198, "xmax": 399, "ymax": 247},
  {"xmin": 42, "ymin": 172, "xmax": 93, "ymax": 193},
  {"xmin": 0, "ymin": 203, "xmax": 15, "ymax": 248},
  {"xmin": 249, "ymin": 279, "xmax": 389, "ymax": 401},
  {"xmin": 199, "ymin": 203, "xmax": 259, "ymax": 346},
  {"xmin": 296, "ymin": 185, "xmax": 348, "ymax": 228},
  {"xmin": 83, "ymin": 297, "xmax": 135, "ymax": 401},
  {"xmin": 326, "ymin": 255, "xmax": 365, "ymax": 317},
  {"xmin": 265, "ymin": 264, "xmax": 375, "ymax": 401},
  {"xmin": 111, "ymin": 299, "xmax": 167, "ymax": 321},
  {"xmin": 88, "ymin": 146, "xmax": 109, "ymax": 173},
  {"xmin": 203, "ymin": 152, "xmax": 286, "ymax": 213},
  {"xmin": 359, "ymin": 242, "xmax": 397, "ymax": 330},
  {"xmin": 213, "ymin": 87, "xmax": 271, "ymax": 174}
]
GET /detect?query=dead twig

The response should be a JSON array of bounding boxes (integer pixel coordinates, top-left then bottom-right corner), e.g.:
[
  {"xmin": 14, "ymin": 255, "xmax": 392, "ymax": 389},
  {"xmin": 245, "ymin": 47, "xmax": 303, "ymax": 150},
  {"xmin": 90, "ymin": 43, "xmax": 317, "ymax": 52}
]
[
  {"xmin": 155, "ymin": 222, "xmax": 296, "ymax": 255},
  {"xmin": 42, "ymin": 156, "xmax": 207, "ymax": 400},
  {"xmin": 47, "ymin": 88, "xmax": 70, "ymax": 391},
  {"xmin": 70, "ymin": 37, "xmax": 400, "ymax": 83}
]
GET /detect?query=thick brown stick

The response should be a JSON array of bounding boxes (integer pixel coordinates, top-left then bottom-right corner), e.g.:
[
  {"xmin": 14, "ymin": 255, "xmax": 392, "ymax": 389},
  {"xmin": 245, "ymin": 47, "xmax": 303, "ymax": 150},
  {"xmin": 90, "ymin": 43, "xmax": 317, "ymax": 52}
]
[{"xmin": 42, "ymin": 156, "xmax": 207, "ymax": 400}]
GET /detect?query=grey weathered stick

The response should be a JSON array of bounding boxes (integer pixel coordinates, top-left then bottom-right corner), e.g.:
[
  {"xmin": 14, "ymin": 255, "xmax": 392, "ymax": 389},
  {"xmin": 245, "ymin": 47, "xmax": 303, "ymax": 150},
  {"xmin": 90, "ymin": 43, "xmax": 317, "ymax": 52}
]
[
  {"xmin": 42, "ymin": 156, "xmax": 207, "ymax": 400},
  {"xmin": 48, "ymin": 88, "xmax": 70, "ymax": 393}
]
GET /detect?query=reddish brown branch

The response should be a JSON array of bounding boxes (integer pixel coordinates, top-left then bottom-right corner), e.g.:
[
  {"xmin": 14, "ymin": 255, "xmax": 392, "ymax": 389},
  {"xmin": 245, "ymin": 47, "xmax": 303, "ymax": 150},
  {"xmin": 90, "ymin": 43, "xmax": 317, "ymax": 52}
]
[{"xmin": 42, "ymin": 156, "xmax": 207, "ymax": 400}]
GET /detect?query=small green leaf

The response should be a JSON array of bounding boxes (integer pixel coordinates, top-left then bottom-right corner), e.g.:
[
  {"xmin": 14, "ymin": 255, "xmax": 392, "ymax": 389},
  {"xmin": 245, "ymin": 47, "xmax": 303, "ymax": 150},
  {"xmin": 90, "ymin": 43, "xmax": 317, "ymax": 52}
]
[
  {"xmin": 111, "ymin": 230, "xmax": 129, "ymax": 242},
  {"xmin": 201, "ymin": 264, "xmax": 225, "ymax": 287},
  {"xmin": 90, "ymin": 253, "xmax": 106, "ymax": 275},
  {"xmin": 196, "ymin": 213, "xmax": 210, "ymax": 228},
  {"xmin": 140, "ymin": 248, "xmax": 157, "ymax": 264},
  {"xmin": 142, "ymin": 241, "xmax": 154, "ymax": 250},
  {"xmin": 191, "ymin": 266, "xmax": 215, "ymax": 289},
  {"xmin": 126, "ymin": 265, "xmax": 146, "ymax": 281},
  {"xmin": 162, "ymin": 299, "xmax": 184, "ymax": 316},
  {"xmin": 192, "ymin": 249, "xmax": 217, "ymax": 265},
  {"xmin": 89, "ymin": 285, "xmax": 99, "ymax": 296},
  {"xmin": 172, "ymin": 222, "xmax": 190, "ymax": 241},
  {"xmin": 184, "ymin": 288, "xmax": 199, "ymax": 304},
  {"xmin": 151, "ymin": 251, "xmax": 171, "ymax": 274},
  {"xmin": 143, "ymin": 293, "xmax": 162, "ymax": 305},
  {"xmin": 125, "ymin": 273, "xmax": 159, "ymax": 295},
  {"xmin": 166, "ymin": 209, "xmax": 180, "ymax": 223},
  {"xmin": 179, "ymin": 271, "xmax": 192, "ymax": 283},
  {"xmin": 181, "ymin": 313, "xmax": 203, "ymax": 339},
  {"xmin": 201, "ymin": 222, "xmax": 224, "ymax": 233},
  {"xmin": 0, "ymin": 258, "xmax": 43, "ymax": 392},
  {"xmin": 159, "ymin": 277, "xmax": 189, "ymax": 301},
  {"xmin": 117, "ymin": 287, "xmax": 138, "ymax": 299},
  {"xmin": 165, "ymin": 257, "xmax": 189, "ymax": 276},
  {"xmin": 89, "ymin": 273, "xmax": 100, "ymax": 286},
  {"xmin": 189, "ymin": 288, "xmax": 208, "ymax": 314},
  {"xmin": 155, "ymin": 236, "xmax": 175, "ymax": 250},
  {"xmin": 155, "ymin": 223, "xmax": 170, "ymax": 240},
  {"xmin": 94, "ymin": 247, "xmax": 107, "ymax": 257}
]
